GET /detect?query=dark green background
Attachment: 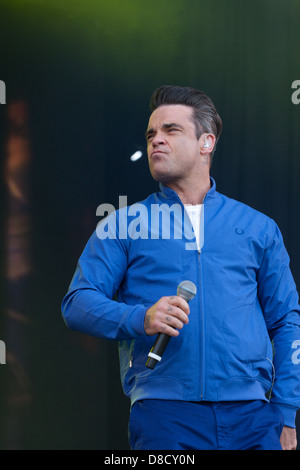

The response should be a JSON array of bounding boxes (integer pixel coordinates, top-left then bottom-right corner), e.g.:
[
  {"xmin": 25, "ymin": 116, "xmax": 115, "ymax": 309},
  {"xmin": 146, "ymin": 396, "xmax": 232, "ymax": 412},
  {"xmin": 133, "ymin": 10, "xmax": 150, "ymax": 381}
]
[{"xmin": 0, "ymin": 0, "xmax": 299, "ymax": 449}]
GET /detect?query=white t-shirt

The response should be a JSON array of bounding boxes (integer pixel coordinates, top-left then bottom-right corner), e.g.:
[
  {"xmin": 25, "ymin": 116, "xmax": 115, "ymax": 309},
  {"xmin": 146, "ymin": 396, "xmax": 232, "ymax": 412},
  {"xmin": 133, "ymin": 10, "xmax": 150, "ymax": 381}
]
[{"xmin": 184, "ymin": 204, "xmax": 204, "ymax": 252}]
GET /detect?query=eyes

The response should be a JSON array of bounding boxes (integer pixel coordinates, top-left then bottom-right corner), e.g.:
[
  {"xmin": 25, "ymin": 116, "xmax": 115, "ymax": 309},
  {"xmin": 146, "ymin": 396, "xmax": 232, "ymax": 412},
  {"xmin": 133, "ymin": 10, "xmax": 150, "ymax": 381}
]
[
  {"xmin": 145, "ymin": 132, "xmax": 155, "ymax": 142},
  {"xmin": 146, "ymin": 126, "xmax": 182, "ymax": 143}
]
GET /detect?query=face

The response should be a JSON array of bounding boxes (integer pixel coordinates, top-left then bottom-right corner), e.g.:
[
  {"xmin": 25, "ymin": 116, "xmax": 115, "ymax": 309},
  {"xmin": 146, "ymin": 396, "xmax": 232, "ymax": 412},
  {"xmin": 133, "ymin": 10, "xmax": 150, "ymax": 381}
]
[{"xmin": 146, "ymin": 104, "xmax": 203, "ymax": 185}]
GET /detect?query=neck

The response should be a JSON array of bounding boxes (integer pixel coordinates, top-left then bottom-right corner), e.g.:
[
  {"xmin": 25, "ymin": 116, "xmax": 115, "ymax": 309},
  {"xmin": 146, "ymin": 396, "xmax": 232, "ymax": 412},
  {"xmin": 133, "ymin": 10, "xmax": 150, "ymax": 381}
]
[{"xmin": 165, "ymin": 175, "xmax": 211, "ymax": 205}]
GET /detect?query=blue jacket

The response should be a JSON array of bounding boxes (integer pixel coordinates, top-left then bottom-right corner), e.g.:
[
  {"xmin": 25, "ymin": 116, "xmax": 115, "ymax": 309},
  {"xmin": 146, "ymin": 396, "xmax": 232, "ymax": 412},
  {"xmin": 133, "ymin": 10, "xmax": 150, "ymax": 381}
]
[{"xmin": 61, "ymin": 179, "xmax": 300, "ymax": 427}]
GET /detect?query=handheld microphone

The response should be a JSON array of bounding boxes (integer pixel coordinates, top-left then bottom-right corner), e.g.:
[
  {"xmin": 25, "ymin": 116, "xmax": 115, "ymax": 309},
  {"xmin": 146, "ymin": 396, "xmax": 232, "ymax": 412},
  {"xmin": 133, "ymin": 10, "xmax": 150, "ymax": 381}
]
[{"xmin": 145, "ymin": 280, "xmax": 197, "ymax": 369}]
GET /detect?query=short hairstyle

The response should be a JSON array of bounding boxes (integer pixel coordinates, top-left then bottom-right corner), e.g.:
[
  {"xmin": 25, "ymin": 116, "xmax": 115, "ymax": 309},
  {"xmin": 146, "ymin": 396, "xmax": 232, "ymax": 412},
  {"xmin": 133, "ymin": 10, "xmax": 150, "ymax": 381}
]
[{"xmin": 150, "ymin": 85, "xmax": 223, "ymax": 156}]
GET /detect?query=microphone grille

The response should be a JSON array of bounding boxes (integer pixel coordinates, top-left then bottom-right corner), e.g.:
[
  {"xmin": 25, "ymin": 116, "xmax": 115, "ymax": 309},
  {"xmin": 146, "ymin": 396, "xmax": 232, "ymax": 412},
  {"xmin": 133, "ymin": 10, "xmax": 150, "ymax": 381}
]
[{"xmin": 177, "ymin": 280, "xmax": 197, "ymax": 302}]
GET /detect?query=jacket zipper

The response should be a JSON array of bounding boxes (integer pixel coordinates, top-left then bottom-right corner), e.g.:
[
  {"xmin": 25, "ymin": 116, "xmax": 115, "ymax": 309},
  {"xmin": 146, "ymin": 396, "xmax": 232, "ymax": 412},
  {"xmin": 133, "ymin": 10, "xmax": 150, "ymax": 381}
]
[
  {"xmin": 198, "ymin": 248, "xmax": 205, "ymax": 399},
  {"xmin": 171, "ymin": 190, "xmax": 206, "ymax": 400},
  {"xmin": 198, "ymin": 192, "xmax": 207, "ymax": 400}
]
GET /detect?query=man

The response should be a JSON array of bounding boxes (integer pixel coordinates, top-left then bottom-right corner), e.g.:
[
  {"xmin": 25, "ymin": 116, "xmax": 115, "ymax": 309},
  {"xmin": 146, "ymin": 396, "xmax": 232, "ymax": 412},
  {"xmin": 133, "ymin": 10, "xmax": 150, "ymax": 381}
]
[{"xmin": 62, "ymin": 85, "xmax": 300, "ymax": 450}]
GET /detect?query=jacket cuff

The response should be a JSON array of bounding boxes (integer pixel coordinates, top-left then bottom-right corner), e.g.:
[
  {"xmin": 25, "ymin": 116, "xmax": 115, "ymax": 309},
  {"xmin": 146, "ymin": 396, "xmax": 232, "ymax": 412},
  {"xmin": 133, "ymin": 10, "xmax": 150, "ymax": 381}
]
[
  {"xmin": 126, "ymin": 305, "xmax": 148, "ymax": 337},
  {"xmin": 272, "ymin": 403, "xmax": 297, "ymax": 428}
]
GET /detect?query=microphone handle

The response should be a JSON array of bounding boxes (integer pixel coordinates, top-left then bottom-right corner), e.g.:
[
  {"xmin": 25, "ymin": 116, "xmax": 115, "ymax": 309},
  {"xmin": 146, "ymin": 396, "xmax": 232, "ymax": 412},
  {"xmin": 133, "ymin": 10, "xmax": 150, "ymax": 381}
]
[
  {"xmin": 145, "ymin": 333, "xmax": 171, "ymax": 369},
  {"xmin": 145, "ymin": 281, "xmax": 197, "ymax": 370}
]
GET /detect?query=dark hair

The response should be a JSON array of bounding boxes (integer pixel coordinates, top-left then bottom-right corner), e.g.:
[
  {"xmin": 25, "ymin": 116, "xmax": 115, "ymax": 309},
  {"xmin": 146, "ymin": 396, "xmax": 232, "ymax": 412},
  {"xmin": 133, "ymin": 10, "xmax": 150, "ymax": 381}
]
[{"xmin": 150, "ymin": 85, "xmax": 222, "ymax": 155}]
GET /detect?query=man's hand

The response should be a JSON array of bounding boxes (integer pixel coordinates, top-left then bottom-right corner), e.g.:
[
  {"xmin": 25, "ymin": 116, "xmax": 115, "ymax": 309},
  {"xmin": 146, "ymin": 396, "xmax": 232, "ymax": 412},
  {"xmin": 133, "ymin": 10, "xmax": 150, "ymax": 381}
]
[
  {"xmin": 144, "ymin": 295, "xmax": 190, "ymax": 336},
  {"xmin": 280, "ymin": 426, "xmax": 297, "ymax": 450}
]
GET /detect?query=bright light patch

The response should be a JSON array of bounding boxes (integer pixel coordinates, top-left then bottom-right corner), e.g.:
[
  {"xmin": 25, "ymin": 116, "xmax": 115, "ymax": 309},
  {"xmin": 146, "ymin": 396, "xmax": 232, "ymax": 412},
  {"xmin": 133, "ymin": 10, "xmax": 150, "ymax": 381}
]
[{"xmin": 130, "ymin": 151, "xmax": 142, "ymax": 162}]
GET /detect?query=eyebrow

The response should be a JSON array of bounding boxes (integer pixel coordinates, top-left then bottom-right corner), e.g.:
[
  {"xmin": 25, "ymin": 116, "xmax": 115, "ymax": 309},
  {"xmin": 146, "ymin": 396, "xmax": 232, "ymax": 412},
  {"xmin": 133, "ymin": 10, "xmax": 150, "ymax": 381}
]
[{"xmin": 145, "ymin": 122, "xmax": 184, "ymax": 138}]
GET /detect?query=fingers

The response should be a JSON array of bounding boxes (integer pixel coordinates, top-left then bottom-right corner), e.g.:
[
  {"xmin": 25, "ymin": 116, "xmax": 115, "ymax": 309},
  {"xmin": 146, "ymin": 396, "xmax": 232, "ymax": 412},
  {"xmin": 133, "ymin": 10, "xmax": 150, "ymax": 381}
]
[
  {"xmin": 144, "ymin": 295, "xmax": 190, "ymax": 336},
  {"xmin": 168, "ymin": 295, "xmax": 190, "ymax": 316},
  {"xmin": 164, "ymin": 301, "xmax": 189, "ymax": 329}
]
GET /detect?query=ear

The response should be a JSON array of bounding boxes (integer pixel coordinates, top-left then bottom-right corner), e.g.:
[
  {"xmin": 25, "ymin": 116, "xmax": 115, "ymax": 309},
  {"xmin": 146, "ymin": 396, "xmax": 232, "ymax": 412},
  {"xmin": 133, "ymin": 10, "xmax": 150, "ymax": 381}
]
[{"xmin": 199, "ymin": 133, "xmax": 216, "ymax": 155}]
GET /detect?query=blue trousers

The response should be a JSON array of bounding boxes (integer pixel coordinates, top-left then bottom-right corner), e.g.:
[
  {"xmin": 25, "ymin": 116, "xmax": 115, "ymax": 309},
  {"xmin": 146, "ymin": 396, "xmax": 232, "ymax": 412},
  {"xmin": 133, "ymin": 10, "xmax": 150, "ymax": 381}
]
[{"xmin": 129, "ymin": 399, "xmax": 284, "ymax": 450}]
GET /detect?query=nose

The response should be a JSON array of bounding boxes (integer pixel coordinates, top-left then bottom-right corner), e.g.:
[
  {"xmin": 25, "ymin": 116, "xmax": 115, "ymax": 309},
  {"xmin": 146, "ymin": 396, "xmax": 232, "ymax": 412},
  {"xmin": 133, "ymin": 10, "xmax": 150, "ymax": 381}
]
[{"xmin": 152, "ymin": 132, "xmax": 166, "ymax": 147}]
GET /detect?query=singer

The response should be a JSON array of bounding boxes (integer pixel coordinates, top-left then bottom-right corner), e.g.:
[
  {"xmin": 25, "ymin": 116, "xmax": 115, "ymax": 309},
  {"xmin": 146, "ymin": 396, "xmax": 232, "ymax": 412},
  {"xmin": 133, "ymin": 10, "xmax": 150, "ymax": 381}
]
[{"xmin": 61, "ymin": 85, "xmax": 300, "ymax": 450}]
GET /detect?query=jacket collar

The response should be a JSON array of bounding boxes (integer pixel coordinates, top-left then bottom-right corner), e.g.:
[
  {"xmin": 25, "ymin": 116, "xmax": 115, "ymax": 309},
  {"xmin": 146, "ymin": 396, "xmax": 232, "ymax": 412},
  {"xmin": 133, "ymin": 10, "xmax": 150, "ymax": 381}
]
[{"xmin": 159, "ymin": 177, "xmax": 218, "ymax": 202}]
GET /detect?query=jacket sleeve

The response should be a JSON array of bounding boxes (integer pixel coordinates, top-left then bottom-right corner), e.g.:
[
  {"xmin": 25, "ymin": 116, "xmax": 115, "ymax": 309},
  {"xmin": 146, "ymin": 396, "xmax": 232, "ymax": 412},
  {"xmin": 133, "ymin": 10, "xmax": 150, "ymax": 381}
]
[
  {"xmin": 257, "ymin": 220, "xmax": 300, "ymax": 428},
  {"xmin": 61, "ymin": 216, "xmax": 148, "ymax": 341}
]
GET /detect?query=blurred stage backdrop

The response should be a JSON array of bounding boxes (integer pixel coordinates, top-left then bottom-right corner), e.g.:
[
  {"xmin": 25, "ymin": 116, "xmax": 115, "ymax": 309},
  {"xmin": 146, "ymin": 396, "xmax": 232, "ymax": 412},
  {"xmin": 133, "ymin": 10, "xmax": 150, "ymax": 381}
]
[{"xmin": 0, "ymin": 0, "xmax": 300, "ymax": 450}]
